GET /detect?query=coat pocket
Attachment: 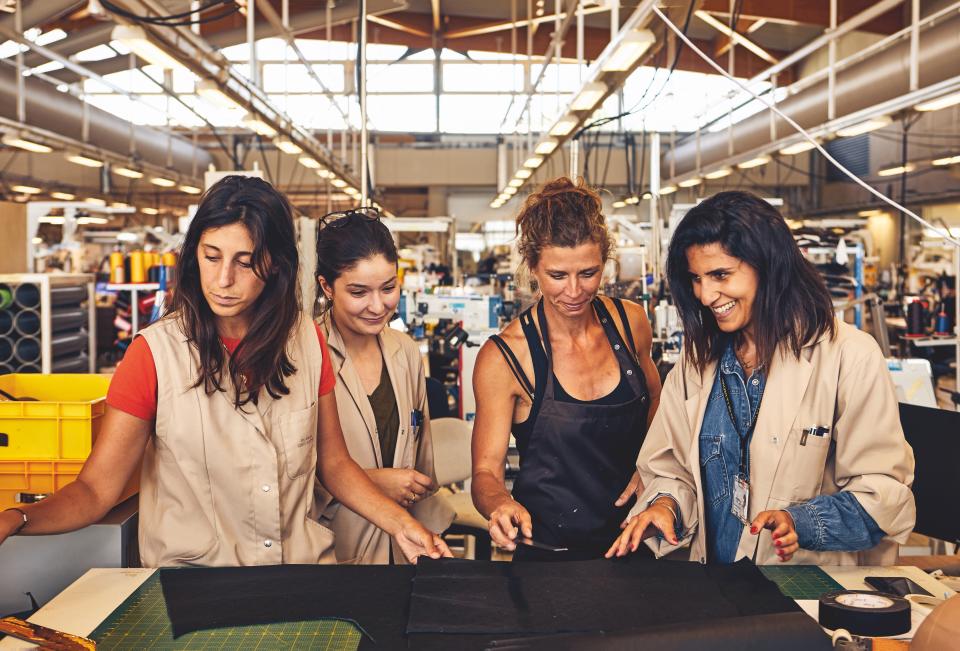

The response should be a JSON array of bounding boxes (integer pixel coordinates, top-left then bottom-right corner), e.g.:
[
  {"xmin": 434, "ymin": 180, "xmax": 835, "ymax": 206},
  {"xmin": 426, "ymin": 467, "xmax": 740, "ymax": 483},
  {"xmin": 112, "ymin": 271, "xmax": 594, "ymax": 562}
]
[
  {"xmin": 699, "ymin": 433, "xmax": 729, "ymax": 506},
  {"xmin": 770, "ymin": 427, "xmax": 832, "ymax": 501},
  {"xmin": 279, "ymin": 400, "xmax": 318, "ymax": 479}
]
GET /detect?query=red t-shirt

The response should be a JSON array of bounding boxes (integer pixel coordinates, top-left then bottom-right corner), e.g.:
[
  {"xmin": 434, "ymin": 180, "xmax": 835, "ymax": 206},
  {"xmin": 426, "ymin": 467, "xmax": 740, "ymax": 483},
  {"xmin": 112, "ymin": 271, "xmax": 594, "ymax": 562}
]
[{"xmin": 107, "ymin": 324, "xmax": 336, "ymax": 421}]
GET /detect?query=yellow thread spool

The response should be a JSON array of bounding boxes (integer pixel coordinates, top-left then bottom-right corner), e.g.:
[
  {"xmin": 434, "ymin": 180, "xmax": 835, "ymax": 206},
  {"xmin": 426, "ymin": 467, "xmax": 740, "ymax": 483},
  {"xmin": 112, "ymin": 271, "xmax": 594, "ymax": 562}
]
[
  {"xmin": 129, "ymin": 251, "xmax": 146, "ymax": 283},
  {"xmin": 109, "ymin": 252, "xmax": 124, "ymax": 284}
]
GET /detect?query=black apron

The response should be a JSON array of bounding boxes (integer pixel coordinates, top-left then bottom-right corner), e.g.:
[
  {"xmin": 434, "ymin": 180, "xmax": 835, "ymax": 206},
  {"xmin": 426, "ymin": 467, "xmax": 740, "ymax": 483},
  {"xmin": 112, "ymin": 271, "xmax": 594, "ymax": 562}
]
[{"xmin": 492, "ymin": 298, "xmax": 650, "ymax": 558}]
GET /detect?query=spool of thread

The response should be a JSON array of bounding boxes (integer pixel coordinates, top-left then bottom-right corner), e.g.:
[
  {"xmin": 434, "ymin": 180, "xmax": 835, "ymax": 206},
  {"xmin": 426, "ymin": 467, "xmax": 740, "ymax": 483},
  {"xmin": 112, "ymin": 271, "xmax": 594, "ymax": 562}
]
[
  {"xmin": 162, "ymin": 252, "xmax": 177, "ymax": 267},
  {"xmin": 129, "ymin": 251, "xmax": 146, "ymax": 283},
  {"xmin": 109, "ymin": 251, "xmax": 125, "ymax": 284},
  {"xmin": 14, "ymin": 283, "xmax": 40, "ymax": 309},
  {"xmin": 15, "ymin": 337, "xmax": 41, "ymax": 363},
  {"xmin": 934, "ymin": 310, "xmax": 950, "ymax": 336},
  {"xmin": 0, "ymin": 284, "xmax": 12, "ymax": 310},
  {"xmin": 905, "ymin": 299, "xmax": 926, "ymax": 338},
  {"xmin": 13, "ymin": 310, "xmax": 40, "ymax": 336}
]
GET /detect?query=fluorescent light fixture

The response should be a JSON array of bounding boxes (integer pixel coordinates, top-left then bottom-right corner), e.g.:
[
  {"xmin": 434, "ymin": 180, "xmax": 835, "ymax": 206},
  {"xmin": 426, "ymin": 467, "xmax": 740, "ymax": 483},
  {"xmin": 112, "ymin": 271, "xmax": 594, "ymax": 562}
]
[
  {"xmin": 11, "ymin": 184, "xmax": 41, "ymax": 194},
  {"xmin": 612, "ymin": 200, "xmax": 627, "ymax": 208},
  {"xmin": 570, "ymin": 81, "xmax": 608, "ymax": 111},
  {"xmin": 737, "ymin": 155, "xmax": 771, "ymax": 169},
  {"xmin": 39, "ymin": 216, "xmax": 65, "ymax": 225},
  {"xmin": 331, "ymin": 178, "xmax": 347, "ymax": 188},
  {"xmin": 914, "ymin": 90, "xmax": 960, "ymax": 112},
  {"xmin": 31, "ymin": 236, "xmax": 42, "ymax": 244},
  {"xmin": 111, "ymin": 202, "xmax": 130, "ymax": 208},
  {"xmin": 275, "ymin": 137, "xmax": 302, "ymax": 155},
  {"xmin": 704, "ymin": 167, "xmax": 732, "ymax": 180},
  {"xmin": 298, "ymin": 156, "xmax": 321, "ymax": 169},
  {"xmin": 625, "ymin": 195, "xmax": 641, "ymax": 205},
  {"xmin": 857, "ymin": 209, "xmax": 885, "ymax": 217},
  {"xmin": 85, "ymin": 197, "xmax": 107, "ymax": 206},
  {"xmin": 179, "ymin": 184, "xmax": 202, "ymax": 194},
  {"xmin": 523, "ymin": 156, "xmax": 543, "ymax": 169},
  {"xmin": 600, "ymin": 29, "xmax": 655, "ymax": 72},
  {"xmin": 489, "ymin": 200, "xmax": 502, "ymax": 209},
  {"xmin": 503, "ymin": 186, "xmax": 518, "ymax": 195},
  {"xmin": 659, "ymin": 185, "xmax": 677, "ymax": 195},
  {"xmin": 932, "ymin": 154, "xmax": 960, "ymax": 166},
  {"xmin": 779, "ymin": 140, "xmax": 817, "ymax": 155},
  {"xmin": 515, "ymin": 168, "xmax": 533, "ymax": 179},
  {"xmin": 877, "ymin": 163, "xmax": 915, "ymax": 177},
  {"xmin": 50, "ymin": 191, "xmax": 75, "ymax": 200},
  {"xmin": 66, "ymin": 153, "xmax": 103, "ymax": 168},
  {"xmin": 114, "ymin": 166, "xmax": 143, "ymax": 179},
  {"xmin": 142, "ymin": 207, "xmax": 160, "ymax": 215},
  {"xmin": 534, "ymin": 139, "xmax": 558, "ymax": 155},
  {"xmin": 835, "ymin": 115, "xmax": 891, "ymax": 138},
  {"xmin": 642, "ymin": 192, "xmax": 652, "ymax": 199},
  {"xmin": 508, "ymin": 178, "xmax": 524, "ymax": 188},
  {"xmin": 242, "ymin": 112, "xmax": 277, "ymax": 137},
  {"xmin": 78, "ymin": 216, "xmax": 108, "ymax": 225},
  {"xmin": 2, "ymin": 134, "xmax": 51, "ymax": 153},
  {"xmin": 150, "ymin": 176, "xmax": 176, "ymax": 188},
  {"xmin": 117, "ymin": 232, "xmax": 138, "ymax": 242},
  {"xmin": 111, "ymin": 25, "xmax": 186, "ymax": 71},
  {"xmin": 549, "ymin": 115, "xmax": 579, "ymax": 137},
  {"xmin": 317, "ymin": 168, "xmax": 334, "ymax": 179},
  {"xmin": 344, "ymin": 187, "xmax": 360, "ymax": 197},
  {"xmin": 196, "ymin": 78, "xmax": 237, "ymax": 109},
  {"xmin": 679, "ymin": 177, "xmax": 702, "ymax": 188}
]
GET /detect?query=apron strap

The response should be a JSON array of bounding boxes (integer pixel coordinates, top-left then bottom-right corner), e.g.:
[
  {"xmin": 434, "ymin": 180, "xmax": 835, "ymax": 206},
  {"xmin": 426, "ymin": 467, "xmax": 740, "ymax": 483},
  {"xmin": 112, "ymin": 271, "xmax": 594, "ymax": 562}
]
[
  {"xmin": 535, "ymin": 299, "xmax": 553, "ymax": 361},
  {"xmin": 489, "ymin": 334, "xmax": 534, "ymax": 400},
  {"xmin": 610, "ymin": 298, "xmax": 638, "ymax": 359}
]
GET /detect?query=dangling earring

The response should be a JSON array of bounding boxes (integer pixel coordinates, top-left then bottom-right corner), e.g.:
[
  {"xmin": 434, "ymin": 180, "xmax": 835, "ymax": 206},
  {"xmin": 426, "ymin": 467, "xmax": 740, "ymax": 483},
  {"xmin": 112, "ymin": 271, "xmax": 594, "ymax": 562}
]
[{"xmin": 316, "ymin": 293, "xmax": 331, "ymax": 313}]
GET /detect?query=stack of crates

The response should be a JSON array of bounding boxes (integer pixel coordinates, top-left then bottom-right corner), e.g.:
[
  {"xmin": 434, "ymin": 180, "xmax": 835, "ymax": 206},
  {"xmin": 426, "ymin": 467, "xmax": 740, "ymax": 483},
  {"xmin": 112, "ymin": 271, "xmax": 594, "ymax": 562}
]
[{"xmin": 0, "ymin": 373, "xmax": 138, "ymax": 509}]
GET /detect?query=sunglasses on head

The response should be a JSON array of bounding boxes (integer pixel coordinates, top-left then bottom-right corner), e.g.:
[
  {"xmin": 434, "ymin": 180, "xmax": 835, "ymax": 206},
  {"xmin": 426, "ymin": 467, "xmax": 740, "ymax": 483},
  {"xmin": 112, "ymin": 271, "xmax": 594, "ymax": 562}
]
[{"xmin": 319, "ymin": 207, "xmax": 381, "ymax": 229}]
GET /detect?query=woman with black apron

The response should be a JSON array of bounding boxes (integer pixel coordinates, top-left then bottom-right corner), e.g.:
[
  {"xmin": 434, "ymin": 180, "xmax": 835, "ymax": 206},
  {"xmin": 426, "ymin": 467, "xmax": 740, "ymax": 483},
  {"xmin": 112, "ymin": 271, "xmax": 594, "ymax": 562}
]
[{"xmin": 471, "ymin": 177, "xmax": 662, "ymax": 561}]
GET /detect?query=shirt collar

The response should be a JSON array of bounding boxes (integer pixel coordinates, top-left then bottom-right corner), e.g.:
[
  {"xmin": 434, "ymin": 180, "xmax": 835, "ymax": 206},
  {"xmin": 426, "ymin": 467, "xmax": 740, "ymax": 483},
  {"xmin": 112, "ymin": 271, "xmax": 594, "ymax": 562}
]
[{"xmin": 719, "ymin": 338, "xmax": 742, "ymax": 375}]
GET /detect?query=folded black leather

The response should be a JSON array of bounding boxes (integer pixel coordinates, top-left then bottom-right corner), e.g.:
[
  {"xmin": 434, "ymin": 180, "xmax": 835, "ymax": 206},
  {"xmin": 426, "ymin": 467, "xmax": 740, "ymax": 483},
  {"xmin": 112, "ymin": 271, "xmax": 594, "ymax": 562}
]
[
  {"xmin": 159, "ymin": 564, "xmax": 414, "ymax": 644},
  {"xmin": 482, "ymin": 612, "xmax": 831, "ymax": 651},
  {"xmin": 407, "ymin": 557, "xmax": 801, "ymax": 636}
]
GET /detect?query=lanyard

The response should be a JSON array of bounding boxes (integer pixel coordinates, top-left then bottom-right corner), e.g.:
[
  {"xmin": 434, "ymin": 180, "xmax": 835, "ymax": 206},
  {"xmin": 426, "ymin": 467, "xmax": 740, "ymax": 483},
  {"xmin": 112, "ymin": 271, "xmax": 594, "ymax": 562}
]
[{"xmin": 718, "ymin": 370, "xmax": 764, "ymax": 479}]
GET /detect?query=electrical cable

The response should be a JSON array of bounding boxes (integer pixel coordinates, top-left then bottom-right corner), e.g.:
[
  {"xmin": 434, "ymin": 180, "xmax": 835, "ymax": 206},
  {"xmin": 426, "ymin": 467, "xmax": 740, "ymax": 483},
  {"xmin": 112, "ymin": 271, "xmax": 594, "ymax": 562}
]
[
  {"xmin": 651, "ymin": 3, "xmax": 960, "ymax": 249},
  {"xmin": 99, "ymin": 0, "xmax": 239, "ymax": 26},
  {"xmin": 256, "ymin": 134, "xmax": 275, "ymax": 185}
]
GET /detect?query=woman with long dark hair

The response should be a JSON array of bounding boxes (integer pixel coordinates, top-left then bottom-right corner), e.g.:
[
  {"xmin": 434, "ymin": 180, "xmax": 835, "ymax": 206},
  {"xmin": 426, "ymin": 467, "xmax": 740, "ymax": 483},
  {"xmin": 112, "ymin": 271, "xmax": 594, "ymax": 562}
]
[
  {"xmin": 607, "ymin": 191, "xmax": 915, "ymax": 565},
  {"xmin": 314, "ymin": 208, "xmax": 453, "ymax": 564},
  {"xmin": 0, "ymin": 176, "xmax": 450, "ymax": 565}
]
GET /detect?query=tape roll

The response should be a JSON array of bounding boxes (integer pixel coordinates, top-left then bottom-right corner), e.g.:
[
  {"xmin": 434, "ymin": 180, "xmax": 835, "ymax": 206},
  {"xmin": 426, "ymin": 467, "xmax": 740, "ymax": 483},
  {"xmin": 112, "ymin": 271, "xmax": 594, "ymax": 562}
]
[{"xmin": 818, "ymin": 590, "xmax": 911, "ymax": 637}]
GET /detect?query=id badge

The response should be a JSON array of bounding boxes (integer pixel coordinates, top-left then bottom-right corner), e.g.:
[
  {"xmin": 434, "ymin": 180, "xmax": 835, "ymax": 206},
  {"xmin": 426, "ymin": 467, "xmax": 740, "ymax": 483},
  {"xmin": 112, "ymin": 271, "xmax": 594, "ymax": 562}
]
[{"xmin": 732, "ymin": 476, "xmax": 750, "ymax": 524}]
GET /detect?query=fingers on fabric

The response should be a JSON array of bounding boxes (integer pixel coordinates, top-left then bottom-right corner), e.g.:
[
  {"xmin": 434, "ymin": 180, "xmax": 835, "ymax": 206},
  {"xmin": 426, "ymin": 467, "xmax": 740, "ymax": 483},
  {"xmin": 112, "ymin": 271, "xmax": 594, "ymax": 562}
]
[
  {"xmin": 614, "ymin": 471, "xmax": 641, "ymax": 507},
  {"xmin": 410, "ymin": 470, "xmax": 434, "ymax": 489},
  {"xmin": 435, "ymin": 535, "xmax": 454, "ymax": 558},
  {"xmin": 515, "ymin": 509, "xmax": 533, "ymax": 539},
  {"xmin": 489, "ymin": 510, "xmax": 518, "ymax": 549}
]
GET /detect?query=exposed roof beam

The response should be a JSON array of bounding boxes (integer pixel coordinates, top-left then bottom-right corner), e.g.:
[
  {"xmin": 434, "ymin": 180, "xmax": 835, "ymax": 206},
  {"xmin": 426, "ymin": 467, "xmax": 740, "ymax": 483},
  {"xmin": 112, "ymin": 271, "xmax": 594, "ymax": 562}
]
[
  {"xmin": 368, "ymin": 14, "xmax": 431, "ymax": 38},
  {"xmin": 431, "ymin": 0, "xmax": 441, "ymax": 33},
  {"xmin": 698, "ymin": 0, "xmax": 903, "ymax": 34},
  {"xmin": 695, "ymin": 10, "xmax": 777, "ymax": 64},
  {"xmin": 445, "ymin": 5, "xmax": 608, "ymax": 39},
  {"xmin": 714, "ymin": 18, "xmax": 758, "ymax": 58}
]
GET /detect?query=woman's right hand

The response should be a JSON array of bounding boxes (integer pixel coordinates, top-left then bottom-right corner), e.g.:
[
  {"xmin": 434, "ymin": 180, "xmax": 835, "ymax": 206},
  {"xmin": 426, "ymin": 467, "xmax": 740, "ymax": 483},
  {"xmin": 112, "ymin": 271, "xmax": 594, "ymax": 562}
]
[
  {"xmin": 605, "ymin": 497, "xmax": 679, "ymax": 558},
  {"xmin": 366, "ymin": 468, "xmax": 435, "ymax": 508},
  {"xmin": 487, "ymin": 499, "xmax": 533, "ymax": 550}
]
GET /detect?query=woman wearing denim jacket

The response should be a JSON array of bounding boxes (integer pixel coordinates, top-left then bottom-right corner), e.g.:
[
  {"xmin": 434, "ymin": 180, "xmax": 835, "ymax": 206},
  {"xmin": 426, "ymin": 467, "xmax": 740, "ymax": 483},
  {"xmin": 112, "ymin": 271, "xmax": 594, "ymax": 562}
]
[{"xmin": 607, "ymin": 191, "xmax": 915, "ymax": 566}]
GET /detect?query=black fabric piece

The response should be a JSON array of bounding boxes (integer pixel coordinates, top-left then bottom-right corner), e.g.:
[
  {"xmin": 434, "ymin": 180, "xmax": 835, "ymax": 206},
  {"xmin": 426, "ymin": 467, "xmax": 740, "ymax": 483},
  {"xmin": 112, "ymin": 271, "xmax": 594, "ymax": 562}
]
[
  {"xmin": 483, "ymin": 612, "xmax": 831, "ymax": 651},
  {"xmin": 406, "ymin": 557, "xmax": 801, "ymax": 636},
  {"xmin": 159, "ymin": 564, "xmax": 413, "ymax": 647}
]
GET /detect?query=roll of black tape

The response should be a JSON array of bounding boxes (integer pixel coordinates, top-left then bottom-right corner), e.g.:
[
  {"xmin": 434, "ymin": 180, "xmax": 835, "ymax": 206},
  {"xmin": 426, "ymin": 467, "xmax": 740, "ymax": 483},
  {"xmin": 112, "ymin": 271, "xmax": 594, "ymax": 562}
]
[{"xmin": 818, "ymin": 590, "xmax": 911, "ymax": 636}]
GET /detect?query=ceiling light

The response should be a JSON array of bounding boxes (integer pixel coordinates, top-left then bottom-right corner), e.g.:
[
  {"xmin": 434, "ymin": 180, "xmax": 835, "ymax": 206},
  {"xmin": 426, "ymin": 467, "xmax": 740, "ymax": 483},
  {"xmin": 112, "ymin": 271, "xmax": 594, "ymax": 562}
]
[
  {"xmin": 331, "ymin": 178, "xmax": 347, "ymax": 188},
  {"xmin": 737, "ymin": 155, "xmax": 771, "ymax": 169},
  {"xmin": 600, "ymin": 29, "xmax": 655, "ymax": 72},
  {"xmin": 114, "ymin": 166, "xmax": 143, "ymax": 179},
  {"xmin": 32, "ymin": 236, "xmax": 42, "ymax": 244},
  {"xmin": 549, "ymin": 115, "xmax": 579, "ymax": 137},
  {"xmin": 344, "ymin": 187, "xmax": 360, "ymax": 197},
  {"xmin": 298, "ymin": 156, "xmax": 321, "ymax": 169},
  {"xmin": 150, "ymin": 176, "xmax": 176, "ymax": 187},
  {"xmin": 704, "ymin": 167, "xmax": 732, "ymax": 180},
  {"xmin": 932, "ymin": 154, "xmax": 960, "ymax": 166},
  {"xmin": 857, "ymin": 209, "xmax": 885, "ymax": 217},
  {"xmin": 642, "ymin": 192, "xmax": 652, "ymax": 199},
  {"xmin": 111, "ymin": 25, "xmax": 186, "ymax": 71},
  {"xmin": 39, "ymin": 216, "xmax": 65, "ymax": 225},
  {"xmin": 504, "ymin": 186, "xmax": 518, "ymax": 195},
  {"xmin": 85, "ymin": 197, "xmax": 106, "ymax": 206},
  {"xmin": 179, "ymin": 184, "xmax": 202, "ymax": 194},
  {"xmin": 142, "ymin": 207, "xmax": 160, "ymax": 215},
  {"xmin": 570, "ymin": 81, "xmax": 608, "ymax": 111},
  {"xmin": 779, "ymin": 140, "xmax": 817, "ymax": 155},
  {"xmin": 612, "ymin": 200, "xmax": 627, "ymax": 208},
  {"xmin": 65, "ymin": 153, "xmax": 103, "ymax": 168},
  {"xmin": 2, "ymin": 134, "xmax": 51, "ymax": 153},
  {"xmin": 625, "ymin": 195, "xmax": 641, "ymax": 205},
  {"xmin": 835, "ymin": 115, "xmax": 891, "ymax": 138},
  {"xmin": 489, "ymin": 200, "xmax": 502, "ymax": 209},
  {"xmin": 515, "ymin": 168, "xmax": 533, "ymax": 179},
  {"xmin": 11, "ymin": 185, "xmax": 41, "ymax": 194},
  {"xmin": 523, "ymin": 156, "xmax": 543, "ymax": 169},
  {"xmin": 508, "ymin": 178, "xmax": 523, "ymax": 188},
  {"xmin": 317, "ymin": 168, "xmax": 334, "ymax": 179},
  {"xmin": 275, "ymin": 137, "xmax": 302, "ymax": 155},
  {"xmin": 535, "ymin": 139, "xmax": 558, "ymax": 155},
  {"xmin": 914, "ymin": 90, "xmax": 960, "ymax": 112},
  {"xmin": 679, "ymin": 177, "xmax": 702, "ymax": 188},
  {"xmin": 77, "ymin": 216, "xmax": 108, "ymax": 225},
  {"xmin": 50, "ymin": 191, "xmax": 75, "ymax": 201},
  {"xmin": 659, "ymin": 185, "xmax": 677, "ymax": 195},
  {"xmin": 110, "ymin": 202, "xmax": 130, "ymax": 209},
  {"xmin": 196, "ymin": 78, "xmax": 238, "ymax": 109},
  {"xmin": 877, "ymin": 163, "xmax": 915, "ymax": 177},
  {"xmin": 241, "ymin": 112, "xmax": 277, "ymax": 137}
]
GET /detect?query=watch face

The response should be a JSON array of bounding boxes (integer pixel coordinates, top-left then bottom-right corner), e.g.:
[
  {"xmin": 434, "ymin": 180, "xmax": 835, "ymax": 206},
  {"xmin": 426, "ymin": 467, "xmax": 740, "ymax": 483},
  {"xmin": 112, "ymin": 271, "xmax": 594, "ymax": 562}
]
[{"xmin": 836, "ymin": 593, "xmax": 895, "ymax": 609}]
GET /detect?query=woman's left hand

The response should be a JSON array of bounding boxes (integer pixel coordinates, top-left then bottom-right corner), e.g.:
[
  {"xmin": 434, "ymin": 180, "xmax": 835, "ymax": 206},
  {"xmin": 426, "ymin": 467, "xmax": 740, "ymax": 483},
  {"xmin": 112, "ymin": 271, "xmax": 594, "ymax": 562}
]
[
  {"xmin": 394, "ymin": 518, "xmax": 454, "ymax": 563},
  {"xmin": 614, "ymin": 470, "xmax": 643, "ymax": 507},
  {"xmin": 750, "ymin": 510, "xmax": 799, "ymax": 562}
]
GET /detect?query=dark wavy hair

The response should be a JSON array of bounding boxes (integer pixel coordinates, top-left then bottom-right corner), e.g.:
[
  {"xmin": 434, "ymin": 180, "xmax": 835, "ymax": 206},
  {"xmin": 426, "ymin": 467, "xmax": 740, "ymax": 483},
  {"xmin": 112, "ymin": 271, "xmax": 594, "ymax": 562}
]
[
  {"xmin": 168, "ymin": 175, "xmax": 300, "ymax": 408},
  {"xmin": 666, "ymin": 191, "xmax": 836, "ymax": 374}
]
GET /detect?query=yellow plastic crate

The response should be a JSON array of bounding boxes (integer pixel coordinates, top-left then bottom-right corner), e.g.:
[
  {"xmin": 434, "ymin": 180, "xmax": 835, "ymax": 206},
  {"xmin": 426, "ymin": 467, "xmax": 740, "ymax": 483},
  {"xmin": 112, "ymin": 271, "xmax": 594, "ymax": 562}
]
[
  {"xmin": 0, "ymin": 458, "xmax": 138, "ymax": 510},
  {"xmin": 0, "ymin": 374, "xmax": 110, "ymax": 459}
]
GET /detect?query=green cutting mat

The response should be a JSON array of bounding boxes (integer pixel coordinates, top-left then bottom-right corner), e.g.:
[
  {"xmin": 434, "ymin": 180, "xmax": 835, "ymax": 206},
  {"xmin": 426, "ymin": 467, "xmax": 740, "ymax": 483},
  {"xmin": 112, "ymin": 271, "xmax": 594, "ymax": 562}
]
[
  {"xmin": 760, "ymin": 565, "xmax": 844, "ymax": 600},
  {"xmin": 90, "ymin": 575, "xmax": 362, "ymax": 650}
]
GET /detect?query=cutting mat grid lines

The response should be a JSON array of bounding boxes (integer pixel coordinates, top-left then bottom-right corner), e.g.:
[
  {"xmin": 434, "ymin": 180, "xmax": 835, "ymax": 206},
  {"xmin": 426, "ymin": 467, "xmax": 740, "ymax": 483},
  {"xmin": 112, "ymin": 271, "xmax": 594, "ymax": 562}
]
[
  {"xmin": 759, "ymin": 565, "xmax": 844, "ymax": 600},
  {"xmin": 91, "ymin": 576, "xmax": 362, "ymax": 650}
]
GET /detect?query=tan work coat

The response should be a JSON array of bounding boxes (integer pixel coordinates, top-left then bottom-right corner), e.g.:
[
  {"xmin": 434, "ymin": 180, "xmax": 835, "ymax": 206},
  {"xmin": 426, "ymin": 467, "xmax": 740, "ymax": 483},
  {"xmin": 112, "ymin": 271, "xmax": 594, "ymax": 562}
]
[
  {"xmin": 635, "ymin": 321, "xmax": 915, "ymax": 566},
  {"xmin": 317, "ymin": 319, "xmax": 454, "ymax": 564}
]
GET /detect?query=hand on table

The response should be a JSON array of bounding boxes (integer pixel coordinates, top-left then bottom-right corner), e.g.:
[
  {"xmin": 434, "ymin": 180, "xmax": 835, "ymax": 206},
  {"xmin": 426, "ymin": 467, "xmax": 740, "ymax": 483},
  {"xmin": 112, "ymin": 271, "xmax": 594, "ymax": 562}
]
[
  {"xmin": 605, "ymin": 497, "xmax": 679, "ymax": 558},
  {"xmin": 367, "ymin": 468, "xmax": 434, "ymax": 508},
  {"xmin": 487, "ymin": 499, "xmax": 533, "ymax": 551},
  {"xmin": 751, "ymin": 510, "xmax": 798, "ymax": 562}
]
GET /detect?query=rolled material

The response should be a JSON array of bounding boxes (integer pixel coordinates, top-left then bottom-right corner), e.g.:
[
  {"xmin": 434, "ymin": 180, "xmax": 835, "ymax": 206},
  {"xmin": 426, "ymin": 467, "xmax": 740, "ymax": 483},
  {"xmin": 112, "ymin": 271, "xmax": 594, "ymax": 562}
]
[
  {"xmin": 51, "ymin": 330, "xmax": 88, "ymax": 357},
  {"xmin": 0, "ymin": 284, "xmax": 12, "ymax": 310},
  {"xmin": 13, "ymin": 310, "xmax": 40, "ymax": 336},
  {"xmin": 16, "ymin": 362, "xmax": 40, "ymax": 373},
  {"xmin": 51, "ymin": 308, "xmax": 86, "ymax": 333},
  {"xmin": 129, "ymin": 251, "xmax": 146, "ymax": 283},
  {"xmin": 0, "ymin": 310, "xmax": 13, "ymax": 336},
  {"xmin": 0, "ymin": 336, "xmax": 12, "ymax": 362},
  {"xmin": 52, "ymin": 352, "xmax": 89, "ymax": 373},
  {"xmin": 0, "ymin": 362, "xmax": 13, "ymax": 375},
  {"xmin": 818, "ymin": 590, "xmax": 911, "ymax": 637},
  {"xmin": 14, "ymin": 283, "xmax": 40, "ymax": 309},
  {"xmin": 50, "ymin": 285, "xmax": 87, "ymax": 307},
  {"xmin": 14, "ymin": 337, "xmax": 40, "ymax": 363}
]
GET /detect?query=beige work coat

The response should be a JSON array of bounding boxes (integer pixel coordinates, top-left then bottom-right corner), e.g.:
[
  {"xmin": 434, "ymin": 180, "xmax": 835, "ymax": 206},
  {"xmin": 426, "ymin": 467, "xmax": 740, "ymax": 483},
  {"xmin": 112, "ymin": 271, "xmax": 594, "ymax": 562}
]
[
  {"xmin": 316, "ymin": 319, "xmax": 454, "ymax": 564},
  {"xmin": 635, "ymin": 321, "xmax": 915, "ymax": 566}
]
